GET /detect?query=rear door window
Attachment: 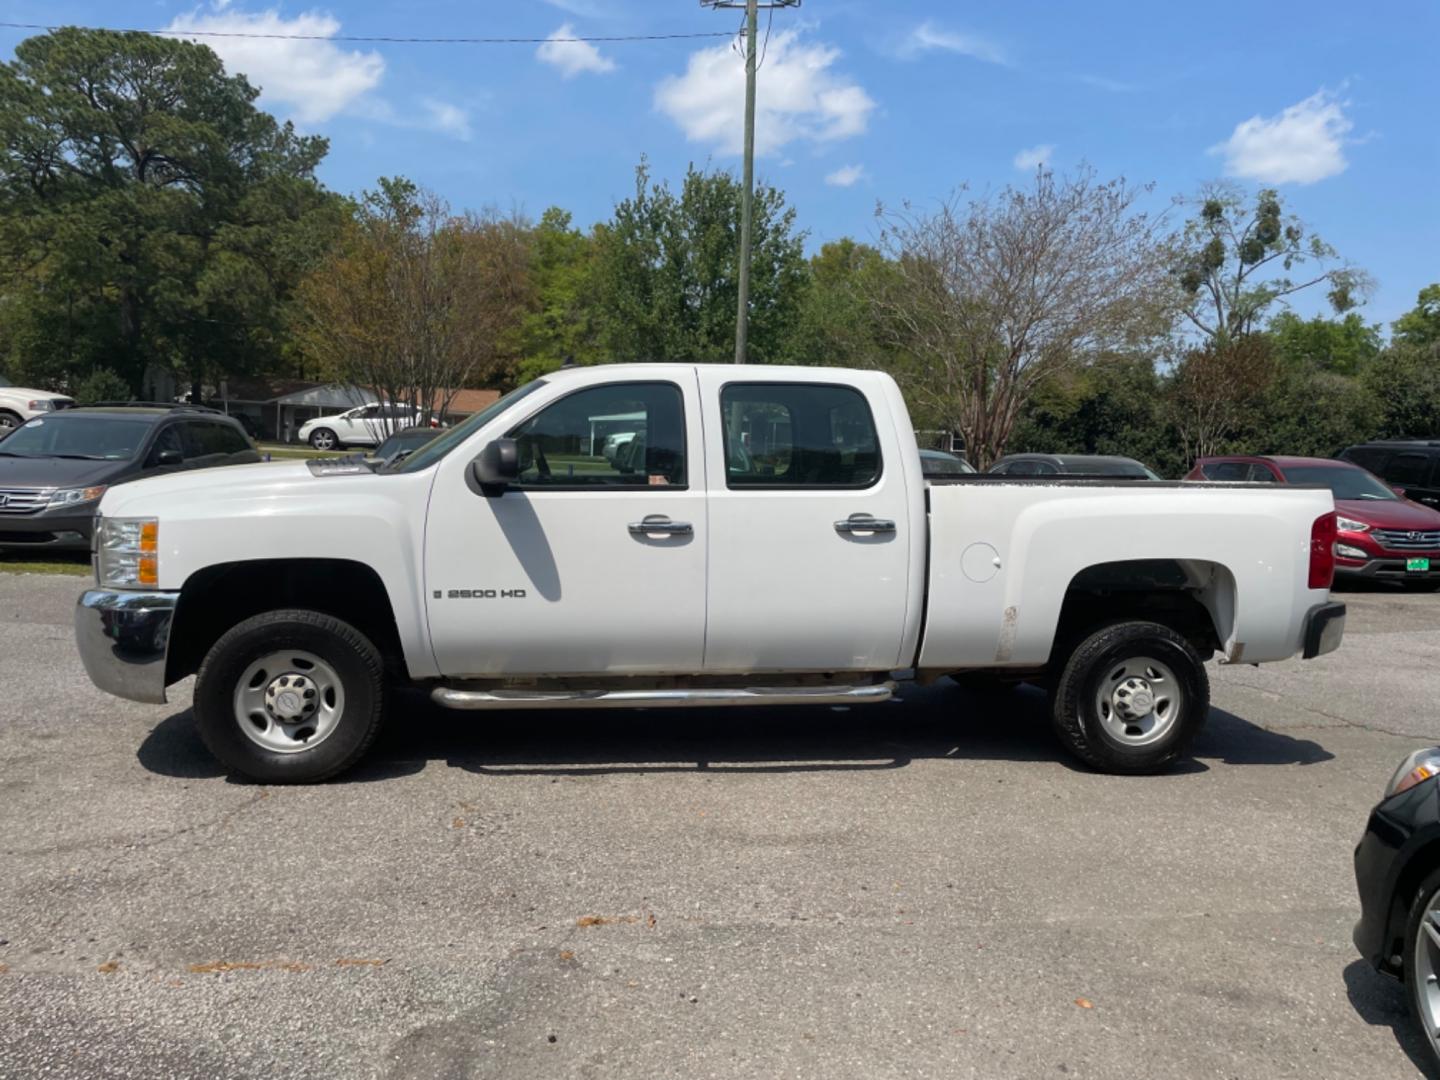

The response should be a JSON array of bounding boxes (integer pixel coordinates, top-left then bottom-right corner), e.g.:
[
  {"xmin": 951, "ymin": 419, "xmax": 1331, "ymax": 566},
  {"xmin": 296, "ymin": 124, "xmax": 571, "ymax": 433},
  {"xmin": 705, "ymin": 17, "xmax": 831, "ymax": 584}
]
[
  {"xmin": 1202, "ymin": 461, "xmax": 1251, "ymax": 481},
  {"xmin": 720, "ymin": 383, "xmax": 881, "ymax": 488}
]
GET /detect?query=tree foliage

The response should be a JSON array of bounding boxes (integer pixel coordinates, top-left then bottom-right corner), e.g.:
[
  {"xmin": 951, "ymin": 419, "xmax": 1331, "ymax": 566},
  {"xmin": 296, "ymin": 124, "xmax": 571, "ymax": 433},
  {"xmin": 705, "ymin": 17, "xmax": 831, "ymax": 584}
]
[
  {"xmin": 293, "ymin": 178, "xmax": 531, "ymax": 430},
  {"xmin": 0, "ymin": 27, "xmax": 346, "ymax": 395},
  {"xmin": 868, "ymin": 168, "xmax": 1173, "ymax": 469},
  {"xmin": 588, "ymin": 160, "xmax": 808, "ymax": 365},
  {"xmin": 1172, "ymin": 184, "xmax": 1368, "ymax": 343}
]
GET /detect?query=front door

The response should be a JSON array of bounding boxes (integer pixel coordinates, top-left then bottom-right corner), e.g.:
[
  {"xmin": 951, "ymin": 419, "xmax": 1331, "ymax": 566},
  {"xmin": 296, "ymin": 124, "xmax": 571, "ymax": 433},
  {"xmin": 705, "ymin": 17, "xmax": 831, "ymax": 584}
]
[
  {"xmin": 424, "ymin": 376, "xmax": 707, "ymax": 678},
  {"xmin": 697, "ymin": 373, "xmax": 914, "ymax": 673}
]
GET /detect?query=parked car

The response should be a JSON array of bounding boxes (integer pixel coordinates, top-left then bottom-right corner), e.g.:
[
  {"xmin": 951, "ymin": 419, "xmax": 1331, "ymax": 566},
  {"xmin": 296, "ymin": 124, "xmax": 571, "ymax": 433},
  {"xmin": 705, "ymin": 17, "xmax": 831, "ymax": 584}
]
[
  {"xmin": 297, "ymin": 403, "xmax": 421, "ymax": 451},
  {"xmin": 0, "ymin": 405, "xmax": 259, "ymax": 551},
  {"xmin": 0, "ymin": 374, "xmax": 74, "ymax": 435},
  {"xmin": 74, "ymin": 363, "xmax": 1344, "ymax": 783},
  {"xmin": 1353, "ymin": 746, "xmax": 1440, "ymax": 1075},
  {"xmin": 371, "ymin": 426, "xmax": 439, "ymax": 467},
  {"xmin": 1340, "ymin": 440, "xmax": 1440, "ymax": 511},
  {"xmin": 1187, "ymin": 455, "xmax": 1440, "ymax": 590},
  {"xmin": 988, "ymin": 453, "xmax": 1160, "ymax": 479},
  {"xmin": 602, "ymin": 430, "xmax": 639, "ymax": 465},
  {"xmin": 919, "ymin": 449, "xmax": 976, "ymax": 478}
]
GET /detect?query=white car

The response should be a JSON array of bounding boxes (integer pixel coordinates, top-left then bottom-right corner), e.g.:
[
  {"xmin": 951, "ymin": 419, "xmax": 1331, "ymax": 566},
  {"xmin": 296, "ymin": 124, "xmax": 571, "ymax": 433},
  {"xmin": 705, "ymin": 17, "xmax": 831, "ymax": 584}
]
[
  {"xmin": 296, "ymin": 403, "xmax": 421, "ymax": 451},
  {"xmin": 74, "ymin": 363, "xmax": 1346, "ymax": 783},
  {"xmin": 0, "ymin": 374, "xmax": 74, "ymax": 435}
]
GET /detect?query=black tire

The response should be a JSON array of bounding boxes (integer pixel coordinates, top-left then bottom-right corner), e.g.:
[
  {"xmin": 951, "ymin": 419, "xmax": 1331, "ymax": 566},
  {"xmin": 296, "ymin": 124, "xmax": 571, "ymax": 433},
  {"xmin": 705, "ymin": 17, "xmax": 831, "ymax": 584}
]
[
  {"xmin": 1403, "ymin": 579, "xmax": 1440, "ymax": 593},
  {"xmin": 1402, "ymin": 867, "xmax": 1440, "ymax": 1076},
  {"xmin": 309, "ymin": 427, "xmax": 340, "ymax": 451},
  {"xmin": 0, "ymin": 409, "xmax": 21, "ymax": 434},
  {"xmin": 193, "ymin": 609, "xmax": 386, "ymax": 783},
  {"xmin": 1051, "ymin": 620, "xmax": 1209, "ymax": 774}
]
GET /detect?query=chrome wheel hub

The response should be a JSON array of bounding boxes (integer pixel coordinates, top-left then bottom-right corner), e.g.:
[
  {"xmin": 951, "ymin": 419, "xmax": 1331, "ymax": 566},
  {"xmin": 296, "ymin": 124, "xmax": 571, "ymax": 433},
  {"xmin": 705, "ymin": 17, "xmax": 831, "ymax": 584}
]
[
  {"xmin": 1093, "ymin": 656, "xmax": 1182, "ymax": 747},
  {"xmin": 233, "ymin": 650, "xmax": 345, "ymax": 754},
  {"xmin": 1416, "ymin": 889, "xmax": 1440, "ymax": 1062}
]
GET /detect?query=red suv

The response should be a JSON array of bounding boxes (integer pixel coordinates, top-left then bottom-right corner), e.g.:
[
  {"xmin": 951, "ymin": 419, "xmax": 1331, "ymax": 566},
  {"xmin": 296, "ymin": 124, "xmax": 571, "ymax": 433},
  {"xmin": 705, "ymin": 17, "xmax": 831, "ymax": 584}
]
[{"xmin": 1186, "ymin": 455, "xmax": 1440, "ymax": 591}]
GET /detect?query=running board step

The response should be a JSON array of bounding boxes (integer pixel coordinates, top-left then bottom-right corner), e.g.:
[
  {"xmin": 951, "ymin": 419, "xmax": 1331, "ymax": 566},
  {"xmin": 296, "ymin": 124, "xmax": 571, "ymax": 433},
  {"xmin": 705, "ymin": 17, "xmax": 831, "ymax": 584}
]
[{"xmin": 430, "ymin": 681, "xmax": 896, "ymax": 711}]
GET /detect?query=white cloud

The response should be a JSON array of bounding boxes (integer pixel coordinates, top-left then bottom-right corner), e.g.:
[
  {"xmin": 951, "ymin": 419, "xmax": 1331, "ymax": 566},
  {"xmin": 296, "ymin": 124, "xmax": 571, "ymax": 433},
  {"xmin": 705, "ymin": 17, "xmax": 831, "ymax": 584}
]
[
  {"xmin": 541, "ymin": 0, "xmax": 608, "ymax": 16},
  {"xmin": 655, "ymin": 31, "xmax": 875, "ymax": 157},
  {"xmin": 1013, "ymin": 143, "xmax": 1054, "ymax": 170},
  {"xmin": 420, "ymin": 98, "xmax": 472, "ymax": 141},
  {"xmin": 895, "ymin": 21, "xmax": 1007, "ymax": 65},
  {"xmin": 165, "ymin": 8, "xmax": 384, "ymax": 124},
  {"xmin": 536, "ymin": 22, "xmax": 617, "ymax": 78},
  {"xmin": 1210, "ymin": 89, "xmax": 1353, "ymax": 185},
  {"xmin": 825, "ymin": 164, "xmax": 865, "ymax": 187}
]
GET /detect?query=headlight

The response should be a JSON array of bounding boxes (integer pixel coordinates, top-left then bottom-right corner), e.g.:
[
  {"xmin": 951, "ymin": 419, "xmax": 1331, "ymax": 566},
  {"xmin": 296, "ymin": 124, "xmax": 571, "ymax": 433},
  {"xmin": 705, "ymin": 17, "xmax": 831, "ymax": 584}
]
[
  {"xmin": 1336, "ymin": 516, "xmax": 1370, "ymax": 533},
  {"xmin": 1335, "ymin": 543, "xmax": 1368, "ymax": 559},
  {"xmin": 47, "ymin": 485, "xmax": 106, "ymax": 508},
  {"xmin": 27, "ymin": 399, "xmax": 55, "ymax": 412},
  {"xmin": 97, "ymin": 516, "xmax": 159, "ymax": 589},
  {"xmin": 1384, "ymin": 747, "xmax": 1440, "ymax": 799}
]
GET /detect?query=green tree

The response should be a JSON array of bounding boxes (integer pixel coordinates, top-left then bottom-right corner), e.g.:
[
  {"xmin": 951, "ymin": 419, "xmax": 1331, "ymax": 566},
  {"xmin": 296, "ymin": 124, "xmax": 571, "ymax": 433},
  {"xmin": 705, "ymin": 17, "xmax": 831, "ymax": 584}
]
[
  {"xmin": 782, "ymin": 238, "xmax": 898, "ymax": 369},
  {"xmin": 1393, "ymin": 284, "xmax": 1440, "ymax": 348},
  {"xmin": 1253, "ymin": 367, "xmax": 1380, "ymax": 457},
  {"xmin": 0, "ymin": 27, "xmax": 346, "ymax": 395},
  {"xmin": 589, "ymin": 160, "xmax": 808, "ymax": 365},
  {"xmin": 1172, "ymin": 184, "xmax": 1368, "ymax": 343},
  {"xmin": 1266, "ymin": 311, "xmax": 1381, "ymax": 376},
  {"xmin": 513, "ymin": 207, "xmax": 603, "ymax": 383},
  {"xmin": 1362, "ymin": 342, "xmax": 1440, "ymax": 439}
]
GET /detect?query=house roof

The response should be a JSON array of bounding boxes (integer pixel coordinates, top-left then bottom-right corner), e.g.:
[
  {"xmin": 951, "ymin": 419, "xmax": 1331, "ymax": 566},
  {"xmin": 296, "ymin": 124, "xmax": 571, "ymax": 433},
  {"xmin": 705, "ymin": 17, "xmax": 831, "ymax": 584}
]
[{"xmin": 441, "ymin": 388, "xmax": 501, "ymax": 415}]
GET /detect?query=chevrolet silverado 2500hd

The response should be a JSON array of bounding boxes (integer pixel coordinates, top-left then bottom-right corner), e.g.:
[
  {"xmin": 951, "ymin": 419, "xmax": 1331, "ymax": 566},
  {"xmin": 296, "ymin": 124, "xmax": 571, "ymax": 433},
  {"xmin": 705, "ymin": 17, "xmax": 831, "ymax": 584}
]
[{"xmin": 75, "ymin": 365, "xmax": 1346, "ymax": 782}]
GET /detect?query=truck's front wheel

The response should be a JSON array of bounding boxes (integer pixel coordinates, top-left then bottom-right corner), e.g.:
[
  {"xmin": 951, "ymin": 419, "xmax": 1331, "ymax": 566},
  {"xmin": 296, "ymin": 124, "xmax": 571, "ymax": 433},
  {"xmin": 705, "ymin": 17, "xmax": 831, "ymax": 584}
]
[
  {"xmin": 1051, "ymin": 620, "xmax": 1209, "ymax": 774},
  {"xmin": 193, "ymin": 610, "xmax": 386, "ymax": 783}
]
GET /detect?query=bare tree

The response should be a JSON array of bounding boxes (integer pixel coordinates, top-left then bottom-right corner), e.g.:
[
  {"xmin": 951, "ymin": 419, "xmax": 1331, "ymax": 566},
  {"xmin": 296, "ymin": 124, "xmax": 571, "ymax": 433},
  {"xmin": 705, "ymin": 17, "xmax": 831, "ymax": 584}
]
[
  {"xmin": 869, "ymin": 167, "xmax": 1173, "ymax": 469},
  {"xmin": 1170, "ymin": 335, "xmax": 1277, "ymax": 464},
  {"xmin": 294, "ymin": 178, "xmax": 531, "ymax": 439}
]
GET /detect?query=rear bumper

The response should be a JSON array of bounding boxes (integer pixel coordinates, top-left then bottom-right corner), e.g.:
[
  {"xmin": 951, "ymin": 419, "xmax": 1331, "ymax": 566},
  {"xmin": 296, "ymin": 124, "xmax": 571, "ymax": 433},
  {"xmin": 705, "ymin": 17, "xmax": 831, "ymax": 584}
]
[
  {"xmin": 1301, "ymin": 601, "xmax": 1346, "ymax": 659},
  {"xmin": 0, "ymin": 510, "xmax": 95, "ymax": 550},
  {"xmin": 75, "ymin": 589, "xmax": 178, "ymax": 705}
]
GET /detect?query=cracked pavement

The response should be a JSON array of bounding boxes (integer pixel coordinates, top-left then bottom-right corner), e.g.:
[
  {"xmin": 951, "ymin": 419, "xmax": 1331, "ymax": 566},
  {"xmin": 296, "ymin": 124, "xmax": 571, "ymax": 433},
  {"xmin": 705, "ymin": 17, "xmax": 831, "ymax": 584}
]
[{"xmin": 1, "ymin": 572, "xmax": 1437, "ymax": 1078}]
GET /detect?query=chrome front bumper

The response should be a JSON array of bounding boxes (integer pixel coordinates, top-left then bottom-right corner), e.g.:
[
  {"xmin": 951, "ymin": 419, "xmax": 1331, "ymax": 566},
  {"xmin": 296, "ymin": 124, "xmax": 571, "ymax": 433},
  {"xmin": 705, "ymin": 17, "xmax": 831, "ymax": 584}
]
[{"xmin": 75, "ymin": 589, "xmax": 179, "ymax": 705}]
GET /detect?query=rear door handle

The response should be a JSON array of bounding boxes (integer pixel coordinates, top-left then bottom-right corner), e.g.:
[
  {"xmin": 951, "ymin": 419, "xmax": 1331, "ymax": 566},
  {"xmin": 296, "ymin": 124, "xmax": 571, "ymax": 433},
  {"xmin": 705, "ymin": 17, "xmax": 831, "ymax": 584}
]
[
  {"xmin": 835, "ymin": 514, "xmax": 896, "ymax": 534},
  {"xmin": 629, "ymin": 515, "xmax": 693, "ymax": 537}
]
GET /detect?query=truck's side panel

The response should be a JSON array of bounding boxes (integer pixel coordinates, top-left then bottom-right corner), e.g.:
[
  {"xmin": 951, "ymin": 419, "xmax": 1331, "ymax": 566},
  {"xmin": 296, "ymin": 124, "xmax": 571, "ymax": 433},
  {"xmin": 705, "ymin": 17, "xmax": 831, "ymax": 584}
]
[{"xmin": 919, "ymin": 482, "xmax": 1334, "ymax": 669}]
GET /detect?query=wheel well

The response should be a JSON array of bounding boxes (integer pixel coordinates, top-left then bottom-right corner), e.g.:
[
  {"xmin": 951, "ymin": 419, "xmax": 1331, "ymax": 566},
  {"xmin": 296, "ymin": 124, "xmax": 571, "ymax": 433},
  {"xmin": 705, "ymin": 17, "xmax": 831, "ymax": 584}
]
[
  {"xmin": 1383, "ymin": 839, "xmax": 1440, "ymax": 973},
  {"xmin": 166, "ymin": 559, "xmax": 406, "ymax": 684},
  {"xmin": 1049, "ymin": 559, "xmax": 1228, "ymax": 667}
]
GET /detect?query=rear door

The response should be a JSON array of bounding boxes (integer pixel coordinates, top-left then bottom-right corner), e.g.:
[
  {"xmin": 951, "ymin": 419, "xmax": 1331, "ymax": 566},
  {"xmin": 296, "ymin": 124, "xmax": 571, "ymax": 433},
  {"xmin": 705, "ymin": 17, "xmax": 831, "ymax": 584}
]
[
  {"xmin": 697, "ymin": 372, "xmax": 913, "ymax": 673},
  {"xmin": 1382, "ymin": 452, "xmax": 1440, "ymax": 507}
]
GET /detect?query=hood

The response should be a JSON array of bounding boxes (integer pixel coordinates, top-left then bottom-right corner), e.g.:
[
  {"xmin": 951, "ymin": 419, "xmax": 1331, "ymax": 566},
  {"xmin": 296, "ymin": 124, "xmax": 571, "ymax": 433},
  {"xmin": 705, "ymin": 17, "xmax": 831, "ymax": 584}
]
[
  {"xmin": 0, "ymin": 385, "xmax": 72, "ymax": 403},
  {"xmin": 0, "ymin": 455, "xmax": 126, "ymax": 488},
  {"xmin": 1336, "ymin": 497, "xmax": 1440, "ymax": 530},
  {"xmin": 101, "ymin": 460, "xmax": 313, "ymax": 514}
]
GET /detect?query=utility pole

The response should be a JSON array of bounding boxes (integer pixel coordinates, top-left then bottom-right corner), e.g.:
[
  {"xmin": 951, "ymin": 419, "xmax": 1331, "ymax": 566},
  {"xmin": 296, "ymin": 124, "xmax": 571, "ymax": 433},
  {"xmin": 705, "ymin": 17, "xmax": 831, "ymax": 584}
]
[{"xmin": 702, "ymin": 0, "xmax": 800, "ymax": 364}]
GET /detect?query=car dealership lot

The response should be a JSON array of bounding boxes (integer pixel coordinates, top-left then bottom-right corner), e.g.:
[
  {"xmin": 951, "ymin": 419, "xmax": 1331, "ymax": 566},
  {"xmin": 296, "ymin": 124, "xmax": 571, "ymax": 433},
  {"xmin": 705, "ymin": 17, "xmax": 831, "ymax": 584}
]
[{"xmin": 0, "ymin": 573, "xmax": 1437, "ymax": 1079}]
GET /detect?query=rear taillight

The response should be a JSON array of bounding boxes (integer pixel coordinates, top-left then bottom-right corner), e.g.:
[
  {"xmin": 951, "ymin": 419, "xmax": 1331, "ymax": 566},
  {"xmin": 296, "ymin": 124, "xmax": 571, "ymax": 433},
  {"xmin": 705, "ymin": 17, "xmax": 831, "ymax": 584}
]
[{"xmin": 1309, "ymin": 511, "xmax": 1337, "ymax": 590}]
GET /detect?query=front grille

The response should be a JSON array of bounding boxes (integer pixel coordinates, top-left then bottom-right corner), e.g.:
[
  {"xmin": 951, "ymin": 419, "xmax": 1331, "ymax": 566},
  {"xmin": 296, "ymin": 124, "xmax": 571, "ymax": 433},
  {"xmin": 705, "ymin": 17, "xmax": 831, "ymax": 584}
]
[
  {"xmin": 1372, "ymin": 529, "xmax": 1440, "ymax": 551},
  {"xmin": 0, "ymin": 487, "xmax": 53, "ymax": 515}
]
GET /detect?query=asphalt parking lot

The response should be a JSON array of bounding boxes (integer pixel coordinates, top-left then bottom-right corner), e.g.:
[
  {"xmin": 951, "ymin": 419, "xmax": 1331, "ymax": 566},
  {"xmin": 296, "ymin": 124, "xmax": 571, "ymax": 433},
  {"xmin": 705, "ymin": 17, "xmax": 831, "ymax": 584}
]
[{"xmin": 1, "ymin": 572, "xmax": 1437, "ymax": 1079}]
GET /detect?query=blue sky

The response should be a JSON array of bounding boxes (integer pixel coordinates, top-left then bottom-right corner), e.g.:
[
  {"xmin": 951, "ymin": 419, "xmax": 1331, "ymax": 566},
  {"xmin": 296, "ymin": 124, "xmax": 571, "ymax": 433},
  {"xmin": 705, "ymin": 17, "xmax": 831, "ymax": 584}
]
[{"xmin": 3, "ymin": 0, "xmax": 1436, "ymax": 326}]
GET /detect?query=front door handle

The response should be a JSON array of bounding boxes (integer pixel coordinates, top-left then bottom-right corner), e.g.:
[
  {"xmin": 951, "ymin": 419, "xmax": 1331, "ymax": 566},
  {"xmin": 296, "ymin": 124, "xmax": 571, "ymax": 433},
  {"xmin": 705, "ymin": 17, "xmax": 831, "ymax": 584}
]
[
  {"xmin": 629, "ymin": 515, "xmax": 693, "ymax": 537},
  {"xmin": 835, "ymin": 514, "xmax": 896, "ymax": 534}
]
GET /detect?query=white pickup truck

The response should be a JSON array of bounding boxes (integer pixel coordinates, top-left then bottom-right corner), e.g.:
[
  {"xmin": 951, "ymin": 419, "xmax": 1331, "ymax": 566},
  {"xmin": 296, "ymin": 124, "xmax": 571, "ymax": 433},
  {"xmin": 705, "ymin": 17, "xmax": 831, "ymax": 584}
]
[{"xmin": 75, "ymin": 364, "xmax": 1346, "ymax": 782}]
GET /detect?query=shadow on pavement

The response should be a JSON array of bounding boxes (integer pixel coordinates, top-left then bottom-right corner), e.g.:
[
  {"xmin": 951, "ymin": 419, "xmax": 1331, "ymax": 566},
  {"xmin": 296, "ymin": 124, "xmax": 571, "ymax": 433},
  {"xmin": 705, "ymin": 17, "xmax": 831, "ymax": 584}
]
[
  {"xmin": 1343, "ymin": 958, "xmax": 1439, "ymax": 1078},
  {"xmin": 136, "ymin": 679, "xmax": 1336, "ymax": 783}
]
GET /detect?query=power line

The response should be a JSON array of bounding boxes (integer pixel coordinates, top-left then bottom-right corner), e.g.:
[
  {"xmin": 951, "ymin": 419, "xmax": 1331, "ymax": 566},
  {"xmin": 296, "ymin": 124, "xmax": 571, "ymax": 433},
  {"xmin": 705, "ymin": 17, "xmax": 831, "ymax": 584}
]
[{"xmin": 0, "ymin": 21, "xmax": 734, "ymax": 45}]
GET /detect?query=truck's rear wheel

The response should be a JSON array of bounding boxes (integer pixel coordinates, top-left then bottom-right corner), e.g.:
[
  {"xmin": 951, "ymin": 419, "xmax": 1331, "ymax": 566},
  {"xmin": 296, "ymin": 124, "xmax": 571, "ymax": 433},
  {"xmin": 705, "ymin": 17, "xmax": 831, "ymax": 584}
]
[
  {"xmin": 1051, "ymin": 620, "xmax": 1208, "ymax": 774},
  {"xmin": 193, "ymin": 610, "xmax": 385, "ymax": 783}
]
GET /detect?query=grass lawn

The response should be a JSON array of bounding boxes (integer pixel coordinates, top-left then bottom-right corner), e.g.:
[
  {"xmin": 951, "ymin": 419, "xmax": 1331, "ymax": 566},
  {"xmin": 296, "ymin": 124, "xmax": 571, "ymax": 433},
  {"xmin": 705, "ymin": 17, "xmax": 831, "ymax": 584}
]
[{"xmin": 0, "ymin": 550, "xmax": 91, "ymax": 577}]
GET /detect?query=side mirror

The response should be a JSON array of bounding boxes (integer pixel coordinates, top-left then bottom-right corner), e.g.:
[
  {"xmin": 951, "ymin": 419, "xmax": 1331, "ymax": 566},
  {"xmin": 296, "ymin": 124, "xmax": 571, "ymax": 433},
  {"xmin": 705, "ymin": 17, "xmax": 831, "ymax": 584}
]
[
  {"xmin": 1392, "ymin": 485, "xmax": 1408, "ymax": 499},
  {"xmin": 472, "ymin": 438, "xmax": 519, "ymax": 494},
  {"xmin": 156, "ymin": 449, "xmax": 184, "ymax": 466}
]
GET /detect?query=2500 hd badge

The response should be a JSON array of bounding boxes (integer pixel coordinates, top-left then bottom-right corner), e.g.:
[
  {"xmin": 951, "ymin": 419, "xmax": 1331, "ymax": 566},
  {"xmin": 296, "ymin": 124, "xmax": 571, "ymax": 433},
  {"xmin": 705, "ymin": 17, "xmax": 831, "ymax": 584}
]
[{"xmin": 434, "ymin": 588, "xmax": 528, "ymax": 599}]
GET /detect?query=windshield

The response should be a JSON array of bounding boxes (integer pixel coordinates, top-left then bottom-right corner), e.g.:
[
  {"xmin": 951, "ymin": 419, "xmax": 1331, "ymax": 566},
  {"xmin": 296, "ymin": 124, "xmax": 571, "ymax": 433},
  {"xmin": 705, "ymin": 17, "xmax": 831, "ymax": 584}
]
[
  {"xmin": 1283, "ymin": 464, "xmax": 1397, "ymax": 501},
  {"xmin": 0, "ymin": 415, "xmax": 151, "ymax": 460},
  {"xmin": 921, "ymin": 452, "xmax": 974, "ymax": 475},
  {"xmin": 1063, "ymin": 459, "xmax": 1153, "ymax": 478},
  {"xmin": 391, "ymin": 380, "xmax": 546, "ymax": 473}
]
